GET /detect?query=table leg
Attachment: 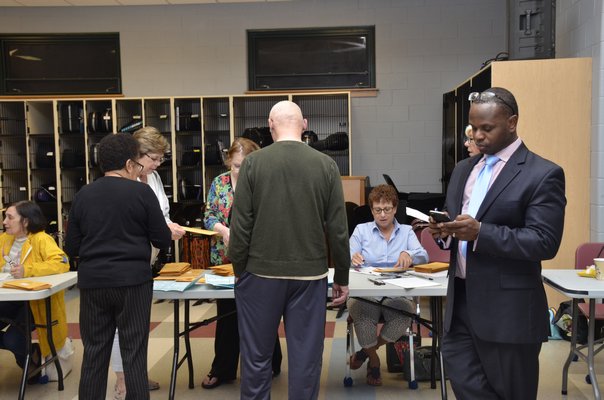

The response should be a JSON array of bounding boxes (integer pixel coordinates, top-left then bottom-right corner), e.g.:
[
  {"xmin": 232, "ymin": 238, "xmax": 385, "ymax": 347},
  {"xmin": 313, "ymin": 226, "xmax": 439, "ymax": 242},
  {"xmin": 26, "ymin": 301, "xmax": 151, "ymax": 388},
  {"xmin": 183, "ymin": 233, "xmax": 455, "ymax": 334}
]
[
  {"xmin": 18, "ymin": 304, "xmax": 32, "ymax": 400},
  {"xmin": 44, "ymin": 297, "xmax": 63, "ymax": 390},
  {"xmin": 562, "ymin": 299, "xmax": 579, "ymax": 395},
  {"xmin": 184, "ymin": 299, "xmax": 195, "ymax": 389},
  {"xmin": 588, "ymin": 299, "xmax": 601, "ymax": 400},
  {"xmin": 169, "ymin": 299, "xmax": 180, "ymax": 400},
  {"xmin": 434, "ymin": 297, "xmax": 447, "ymax": 400}
]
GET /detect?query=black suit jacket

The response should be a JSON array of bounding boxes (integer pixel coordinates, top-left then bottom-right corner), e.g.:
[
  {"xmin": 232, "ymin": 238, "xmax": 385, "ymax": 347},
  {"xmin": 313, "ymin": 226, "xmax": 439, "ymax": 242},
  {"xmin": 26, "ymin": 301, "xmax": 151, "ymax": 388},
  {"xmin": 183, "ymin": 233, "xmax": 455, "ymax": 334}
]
[{"xmin": 444, "ymin": 142, "xmax": 566, "ymax": 344}]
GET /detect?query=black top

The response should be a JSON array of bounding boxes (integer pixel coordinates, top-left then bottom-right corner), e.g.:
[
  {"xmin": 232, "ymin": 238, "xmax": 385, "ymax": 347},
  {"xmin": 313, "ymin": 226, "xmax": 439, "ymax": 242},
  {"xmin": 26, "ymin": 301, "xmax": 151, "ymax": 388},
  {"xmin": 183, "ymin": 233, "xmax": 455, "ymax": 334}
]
[{"xmin": 65, "ymin": 176, "xmax": 172, "ymax": 289}]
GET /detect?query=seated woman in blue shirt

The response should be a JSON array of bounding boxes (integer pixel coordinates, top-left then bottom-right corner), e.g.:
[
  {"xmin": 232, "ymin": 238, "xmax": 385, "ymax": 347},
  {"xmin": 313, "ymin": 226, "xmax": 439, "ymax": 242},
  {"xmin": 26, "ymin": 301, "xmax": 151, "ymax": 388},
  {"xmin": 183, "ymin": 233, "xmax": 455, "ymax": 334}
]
[{"xmin": 348, "ymin": 184, "xmax": 428, "ymax": 386}]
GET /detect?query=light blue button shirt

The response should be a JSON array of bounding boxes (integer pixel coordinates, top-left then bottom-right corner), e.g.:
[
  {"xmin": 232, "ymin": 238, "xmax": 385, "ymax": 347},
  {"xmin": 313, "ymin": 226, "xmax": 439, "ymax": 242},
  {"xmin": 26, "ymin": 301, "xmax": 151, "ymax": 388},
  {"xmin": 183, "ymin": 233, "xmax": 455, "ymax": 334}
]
[{"xmin": 350, "ymin": 220, "xmax": 429, "ymax": 266}]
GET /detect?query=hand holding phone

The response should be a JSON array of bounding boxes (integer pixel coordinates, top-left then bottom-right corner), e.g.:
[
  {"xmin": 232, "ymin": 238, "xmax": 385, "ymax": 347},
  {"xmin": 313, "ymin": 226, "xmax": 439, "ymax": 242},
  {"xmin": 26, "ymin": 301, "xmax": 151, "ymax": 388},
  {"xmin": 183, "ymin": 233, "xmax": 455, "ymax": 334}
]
[{"xmin": 429, "ymin": 210, "xmax": 451, "ymax": 223}]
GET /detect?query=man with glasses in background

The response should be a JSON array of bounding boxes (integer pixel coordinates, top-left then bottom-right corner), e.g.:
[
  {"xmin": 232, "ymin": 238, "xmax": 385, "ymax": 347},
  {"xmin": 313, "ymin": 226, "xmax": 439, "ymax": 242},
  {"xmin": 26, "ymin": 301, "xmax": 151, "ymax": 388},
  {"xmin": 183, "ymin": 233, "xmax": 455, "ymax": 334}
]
[{"xmin": 429, "ymin": 87, "xmax": 566, "ymax": 399}]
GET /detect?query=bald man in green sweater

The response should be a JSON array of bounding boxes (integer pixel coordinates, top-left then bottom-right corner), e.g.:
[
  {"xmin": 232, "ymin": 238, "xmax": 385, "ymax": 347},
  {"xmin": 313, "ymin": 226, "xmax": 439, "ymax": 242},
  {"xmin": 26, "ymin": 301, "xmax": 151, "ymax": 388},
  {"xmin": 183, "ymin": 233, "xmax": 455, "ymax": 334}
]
[{"xmin": 230, "ymin": 100, "xmax": 350, "ymax": 400}]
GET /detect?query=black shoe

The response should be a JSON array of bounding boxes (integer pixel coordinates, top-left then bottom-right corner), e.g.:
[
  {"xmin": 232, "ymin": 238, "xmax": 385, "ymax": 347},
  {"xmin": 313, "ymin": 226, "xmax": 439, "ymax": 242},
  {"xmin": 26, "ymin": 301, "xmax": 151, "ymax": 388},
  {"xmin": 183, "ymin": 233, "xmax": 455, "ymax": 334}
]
[
  {"xmin": 27, "ymin": 343, "xmax": 41, "ymax": 385},
  {"xmin": 201, "ymin": 373, "xmax": 221, "ymax": 389}
]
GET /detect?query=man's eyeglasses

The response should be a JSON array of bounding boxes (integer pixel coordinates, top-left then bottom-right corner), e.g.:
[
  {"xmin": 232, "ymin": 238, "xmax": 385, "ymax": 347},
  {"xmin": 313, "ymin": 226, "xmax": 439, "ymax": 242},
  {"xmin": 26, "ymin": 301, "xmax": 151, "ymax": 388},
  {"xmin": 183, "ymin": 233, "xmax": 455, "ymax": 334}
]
[
  {"xmin": 468, "ymin": 91, "xmax": 517, "ymax": 116},
  {"xmin": 144, "ymin": 153, "xmax": 165, "ymax": 164},
  {"xmin": 372, "ymin": 207, "xmax": 394, "ymax": 215}
]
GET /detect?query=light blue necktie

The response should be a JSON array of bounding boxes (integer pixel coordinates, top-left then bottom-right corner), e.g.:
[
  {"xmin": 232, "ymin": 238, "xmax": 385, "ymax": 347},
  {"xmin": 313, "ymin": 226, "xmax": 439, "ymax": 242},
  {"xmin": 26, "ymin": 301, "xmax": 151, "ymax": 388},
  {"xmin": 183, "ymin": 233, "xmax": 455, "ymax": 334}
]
[{"xmin": 461, "ymin": 155, "xmax": 499, "ymax": 257}]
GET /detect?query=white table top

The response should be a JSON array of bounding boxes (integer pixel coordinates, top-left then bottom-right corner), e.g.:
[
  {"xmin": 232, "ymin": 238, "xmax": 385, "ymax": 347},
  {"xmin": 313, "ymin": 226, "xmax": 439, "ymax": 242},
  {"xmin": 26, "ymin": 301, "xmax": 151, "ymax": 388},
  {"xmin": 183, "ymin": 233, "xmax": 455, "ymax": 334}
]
[
  {"xmin": 542, "ymin": 269, "xmax": 604, "ymax": 298},
  {"xmin": 153, "ymin": 269, "xmax": 448, "ymax": 300},
  {"xmin": 0, "ymin": 271, "xmax": 77, "ymax": 301}
]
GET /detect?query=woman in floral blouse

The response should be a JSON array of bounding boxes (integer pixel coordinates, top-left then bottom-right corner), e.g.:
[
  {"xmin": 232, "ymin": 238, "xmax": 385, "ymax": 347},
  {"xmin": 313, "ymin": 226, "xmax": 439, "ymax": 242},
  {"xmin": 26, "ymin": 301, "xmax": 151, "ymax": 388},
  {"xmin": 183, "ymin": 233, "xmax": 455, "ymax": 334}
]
[{"xmin": 202, "ymin": 137, "xmax": 282, "ymax": 389}]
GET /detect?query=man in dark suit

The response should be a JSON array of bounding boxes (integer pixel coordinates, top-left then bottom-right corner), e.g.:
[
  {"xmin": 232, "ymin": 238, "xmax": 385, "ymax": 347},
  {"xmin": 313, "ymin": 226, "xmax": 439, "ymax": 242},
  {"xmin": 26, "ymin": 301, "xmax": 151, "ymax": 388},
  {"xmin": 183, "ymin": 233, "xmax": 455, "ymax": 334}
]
[{"xmin": 429, "ymin": 87, "xmax": 566, "ymax": 400}]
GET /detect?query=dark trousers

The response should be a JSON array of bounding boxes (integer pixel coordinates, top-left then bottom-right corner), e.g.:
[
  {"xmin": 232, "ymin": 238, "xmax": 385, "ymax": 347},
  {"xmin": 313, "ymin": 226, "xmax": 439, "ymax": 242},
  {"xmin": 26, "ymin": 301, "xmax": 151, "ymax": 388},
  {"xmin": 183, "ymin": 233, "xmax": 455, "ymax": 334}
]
[
  {"xmin": 79, "ymin": 282, "xmax": 153, "ymax": 400},
  {"xmin": 210, "ymin": 298, "xmax": 282, "ymax": 380},
  {"xmin": 236, "ymin": 273, "xmax": 327, "ymax": 400},
  {"xmin": 0, "ymin": 301, "xmax": 29, "ymax": 369},
  {"xmin": 442, "ymin": 278, "xmax": 542, "ymax": 400}
]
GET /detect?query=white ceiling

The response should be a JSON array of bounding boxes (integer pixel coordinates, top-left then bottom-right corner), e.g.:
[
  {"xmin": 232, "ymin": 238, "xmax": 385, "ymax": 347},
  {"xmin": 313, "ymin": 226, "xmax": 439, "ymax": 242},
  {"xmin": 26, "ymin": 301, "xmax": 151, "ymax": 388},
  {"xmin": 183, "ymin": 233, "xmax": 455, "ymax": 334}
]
[{"xmin": 0, "ymin": 0, "xmax": 285, "ymax": 6}]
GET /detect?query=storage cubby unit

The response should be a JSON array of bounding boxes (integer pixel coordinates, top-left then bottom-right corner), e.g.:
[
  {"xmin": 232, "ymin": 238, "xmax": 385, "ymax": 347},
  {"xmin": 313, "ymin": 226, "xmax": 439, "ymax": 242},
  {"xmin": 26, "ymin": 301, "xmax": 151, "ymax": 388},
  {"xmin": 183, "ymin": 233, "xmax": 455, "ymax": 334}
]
[
  {"xmin": 174, "ymin": 97, "xmax": 203, "ymax": 204},
  {"xmin": 232, "ymin": 95, "xmax": 287, "ymax": 138},
  {"xmin": 202, "ymin": 97, "xmax": 230, "ymax": 198},
  {"xmin": 144, "ymin": 98, "xmax": 171, "ymax": 134},
  {"xmin": 115, "ymin": 99, "xmax": 143, "ymax": 133},
  {"xmin": 293, "ymin": 93, "xmax": 351, "ymax": 176},
  {"xmin": 0, "ymin": 91, "xmax": 352, "ymax": 244},
  {"xmin": 85, "ymin": 99, "xmax": 114, "ymax": 183}
]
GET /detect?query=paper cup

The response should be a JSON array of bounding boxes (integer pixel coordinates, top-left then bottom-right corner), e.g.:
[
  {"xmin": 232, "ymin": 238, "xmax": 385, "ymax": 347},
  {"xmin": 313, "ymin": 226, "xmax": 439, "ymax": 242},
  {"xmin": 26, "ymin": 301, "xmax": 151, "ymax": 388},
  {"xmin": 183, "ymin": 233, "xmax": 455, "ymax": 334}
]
[{"xmin": 594, "ymin": 258, "xmax": 604, "ymax": 280}]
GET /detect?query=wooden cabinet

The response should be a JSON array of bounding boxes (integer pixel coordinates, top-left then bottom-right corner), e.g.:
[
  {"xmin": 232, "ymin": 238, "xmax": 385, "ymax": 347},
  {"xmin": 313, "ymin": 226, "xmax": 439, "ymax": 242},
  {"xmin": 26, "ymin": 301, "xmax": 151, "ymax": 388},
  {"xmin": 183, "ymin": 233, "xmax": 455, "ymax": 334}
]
[
  {"xmin": 442, "ymin": 58, "xmax": 591, "ymax": 306},
  {"xmin": 0, "ymin": 91, "xmax": 352, "ymax": 240}
]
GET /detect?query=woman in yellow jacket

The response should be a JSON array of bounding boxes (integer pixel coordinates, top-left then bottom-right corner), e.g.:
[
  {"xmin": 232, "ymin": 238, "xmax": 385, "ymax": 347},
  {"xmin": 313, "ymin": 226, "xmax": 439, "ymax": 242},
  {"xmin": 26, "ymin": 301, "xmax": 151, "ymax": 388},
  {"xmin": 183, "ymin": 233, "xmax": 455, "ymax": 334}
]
[{"xmin": 0, "ymin": 200, "xmax": 70, "ymax": 382}]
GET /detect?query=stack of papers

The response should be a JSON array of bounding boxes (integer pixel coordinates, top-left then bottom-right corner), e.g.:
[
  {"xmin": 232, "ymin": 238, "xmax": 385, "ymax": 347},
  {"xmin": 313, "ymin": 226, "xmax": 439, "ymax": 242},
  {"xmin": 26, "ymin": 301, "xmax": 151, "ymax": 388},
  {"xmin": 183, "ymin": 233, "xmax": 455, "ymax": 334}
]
[
  {"xmin": 205, "ymin": 273, "xmax": 235, "ymax": 289},
  {"xmin": 210, "ymin": 264, "xmax": 235, "ymax": 276},
  {"xmin": 414, "ymin": 262, "xmax": 449, "ymax": 273},
  {"xmin": 158, "ymin": 262, "xmax": 191, "ymax": 277},
  {"xmin": 153, "ymin": 272, "xmax": 204, "ymax": 292},
  {"xmin": 3, "ymin": 279, "xmax": 51, "ymax": 291}
]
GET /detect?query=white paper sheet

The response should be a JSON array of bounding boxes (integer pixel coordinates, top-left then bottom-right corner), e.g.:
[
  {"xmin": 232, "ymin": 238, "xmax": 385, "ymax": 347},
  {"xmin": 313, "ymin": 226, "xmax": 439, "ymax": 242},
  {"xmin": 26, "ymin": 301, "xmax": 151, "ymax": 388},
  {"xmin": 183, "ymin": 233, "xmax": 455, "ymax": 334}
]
[
  {"xmin": 204, "ymin": 274, "xmax": 235, "ymax": 289},
  {"xmin": 383, "ymin": 276, "xmax": 441, "ymax": 289},
  {"xmin": 406, "ymin": 207, "xmax": 430, "ymax": 222}
]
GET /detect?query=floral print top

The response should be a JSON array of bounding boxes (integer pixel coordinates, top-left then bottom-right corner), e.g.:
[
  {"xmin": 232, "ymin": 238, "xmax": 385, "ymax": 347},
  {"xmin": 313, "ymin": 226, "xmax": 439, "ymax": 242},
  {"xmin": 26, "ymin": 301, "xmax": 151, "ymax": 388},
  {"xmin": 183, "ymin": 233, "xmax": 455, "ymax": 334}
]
[{"xmin": 204, "ymin": 171, "xmax": 233, "ymax": 266}]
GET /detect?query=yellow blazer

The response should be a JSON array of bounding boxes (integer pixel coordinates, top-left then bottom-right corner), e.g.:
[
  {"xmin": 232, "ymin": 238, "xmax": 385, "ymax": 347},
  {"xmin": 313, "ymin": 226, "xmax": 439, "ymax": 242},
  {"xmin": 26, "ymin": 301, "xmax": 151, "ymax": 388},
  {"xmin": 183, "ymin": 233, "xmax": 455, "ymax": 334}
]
[{"xmin": 0, "ymin": 231, "xmax": 70, "ymax": 357}]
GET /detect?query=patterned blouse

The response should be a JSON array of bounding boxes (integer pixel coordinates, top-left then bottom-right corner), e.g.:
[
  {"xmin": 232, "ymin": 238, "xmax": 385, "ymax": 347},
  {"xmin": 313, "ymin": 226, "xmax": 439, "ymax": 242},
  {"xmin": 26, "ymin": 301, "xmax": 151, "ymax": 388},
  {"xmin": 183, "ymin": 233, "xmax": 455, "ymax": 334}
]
[{"xmin": 204, "ymin": 171, "xmax": 234, "ymax": 266}]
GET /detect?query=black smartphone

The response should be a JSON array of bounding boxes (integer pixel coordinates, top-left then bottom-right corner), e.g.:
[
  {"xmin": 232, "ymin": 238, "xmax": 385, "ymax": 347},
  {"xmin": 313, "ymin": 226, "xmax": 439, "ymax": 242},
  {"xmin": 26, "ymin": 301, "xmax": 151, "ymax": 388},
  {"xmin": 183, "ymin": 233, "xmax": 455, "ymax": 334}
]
[{"xmin": 429, "ymin": 210, "xmax": 451, "ymax": 223}]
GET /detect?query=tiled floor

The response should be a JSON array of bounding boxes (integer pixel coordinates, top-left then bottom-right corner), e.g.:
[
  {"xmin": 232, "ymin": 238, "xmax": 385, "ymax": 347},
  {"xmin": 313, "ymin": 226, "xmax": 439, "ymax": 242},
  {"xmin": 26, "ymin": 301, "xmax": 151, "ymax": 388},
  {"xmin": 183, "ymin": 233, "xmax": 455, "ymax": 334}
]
[{"xmin": 0, "ymin": 287, "xmax": 602, "ymax": 399}]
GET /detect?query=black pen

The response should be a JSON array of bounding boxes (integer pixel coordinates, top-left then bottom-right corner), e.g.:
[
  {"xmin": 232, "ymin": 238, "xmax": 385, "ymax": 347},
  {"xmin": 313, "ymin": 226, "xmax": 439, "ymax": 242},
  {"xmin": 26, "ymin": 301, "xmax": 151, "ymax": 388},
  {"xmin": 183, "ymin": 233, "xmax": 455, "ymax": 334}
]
[{"xmin": 405, "ymin": 271, "xmax": 434, "ymax": 281}]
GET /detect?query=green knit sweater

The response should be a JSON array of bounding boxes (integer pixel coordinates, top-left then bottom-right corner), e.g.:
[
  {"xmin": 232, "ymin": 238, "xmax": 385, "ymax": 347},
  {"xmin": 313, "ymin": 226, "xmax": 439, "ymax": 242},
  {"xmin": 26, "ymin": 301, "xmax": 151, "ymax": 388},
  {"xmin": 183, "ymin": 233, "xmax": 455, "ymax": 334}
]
[{"xmin": 229, "ymin": 140, "xmax": 350, "ymax": 286}]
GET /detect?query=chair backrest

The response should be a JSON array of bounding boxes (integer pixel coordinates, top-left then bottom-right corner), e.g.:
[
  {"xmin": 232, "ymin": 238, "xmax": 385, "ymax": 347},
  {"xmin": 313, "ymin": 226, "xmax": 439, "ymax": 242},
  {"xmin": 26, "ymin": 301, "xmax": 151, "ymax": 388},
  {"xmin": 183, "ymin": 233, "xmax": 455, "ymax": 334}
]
[
  {"xmin": 352, "ymin": 204, "xmax": 373, "ymax": 230},
  {"xmin": 345, "ymin": 201, "xmax": 359, "ymax": 237},
  {"xmin": 575, "ymin": 242, "xmax": 604, "ymax": 269},
  {"xmin": 383, "ymin": 173, "xmax": 409, "ymax": 201},
  {"xmin": 419, "ymin": 227, "xmax": 450, "ymax": 263}
]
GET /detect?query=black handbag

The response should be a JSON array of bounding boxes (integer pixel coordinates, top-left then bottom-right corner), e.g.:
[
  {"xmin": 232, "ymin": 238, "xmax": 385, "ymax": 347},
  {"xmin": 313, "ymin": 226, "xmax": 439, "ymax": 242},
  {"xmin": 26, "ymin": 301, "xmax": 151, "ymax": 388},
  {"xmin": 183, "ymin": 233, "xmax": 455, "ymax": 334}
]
[{"xmin": 310, "ymin": 132, "xmax": 348, "ymax": 152}]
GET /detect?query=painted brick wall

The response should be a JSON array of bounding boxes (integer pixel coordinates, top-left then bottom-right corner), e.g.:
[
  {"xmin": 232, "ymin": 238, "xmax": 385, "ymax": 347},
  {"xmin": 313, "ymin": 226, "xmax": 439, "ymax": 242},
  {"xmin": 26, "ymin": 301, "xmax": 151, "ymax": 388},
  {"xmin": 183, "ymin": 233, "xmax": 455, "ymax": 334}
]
[
  {"xmin": 557, "ymin": 0, "xmax": 604, "ymax": 241},
  {"xmin": 0, "ymin": 0, "xmax": 505, "ymax": 194}
]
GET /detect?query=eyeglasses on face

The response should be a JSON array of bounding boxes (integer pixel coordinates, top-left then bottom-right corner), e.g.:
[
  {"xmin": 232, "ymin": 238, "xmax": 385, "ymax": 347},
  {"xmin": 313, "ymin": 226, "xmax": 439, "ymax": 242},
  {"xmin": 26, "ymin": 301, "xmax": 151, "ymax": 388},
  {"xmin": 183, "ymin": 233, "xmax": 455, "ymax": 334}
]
[
  {"xmin": 372, "ymin": 206, "xmax": 394, "ymax": 215},
  {"xmin": 464, "ymin": 137, "xmax": 475, "ymax": 144},
  {"xmin": 144, "ymin": 153, "xmax": 166, "ymax": 164},
  {"xmin": 468, "ymin": 91, "xmax": 517, "ymax": 116},
  {"xmin": 131, "ymin": 159, "xmax": 145, "ymax": 172}
]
